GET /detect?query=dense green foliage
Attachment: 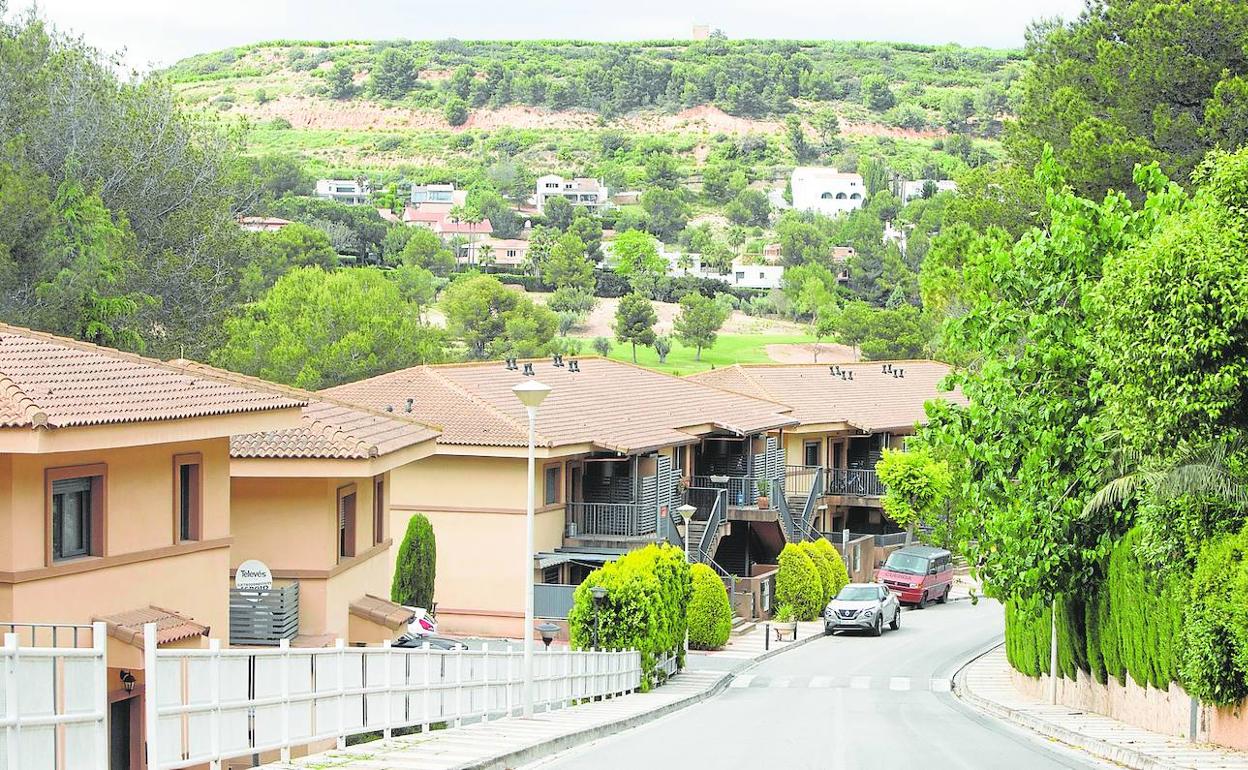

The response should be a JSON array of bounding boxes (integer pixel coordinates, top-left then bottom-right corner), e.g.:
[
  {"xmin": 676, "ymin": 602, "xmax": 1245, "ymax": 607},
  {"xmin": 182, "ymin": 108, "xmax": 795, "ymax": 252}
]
[
  {"xmin": 391, "ymin": 514, "xmax": 436, "ymax": 610},
  {"xmin": 811, "ymin": 539, "xmax": 850, "ymax": 602},
  {"xmin": 876, "ymin": 448, "xmax": 951, "ymax": 542},
  {"xmin": 214, "ymin": 267, "xmax": 446, "ymax": 389},
  {"xmin": 613, "ymin": 293, "xmax": 658, "ymax": 363},
  {"xmin": 567, "ymin": 544, "xmax": 690, "ymax": 689},
  {"xmin": 775, "ymin": 543, "xmax": 822, "ymax": 621},
  {"xmin": 673, "ymin": 293, "xmax": 730, "ymax": 361},
  {"xmin": 687, "ymin": 563, "xmax": 732, "ymax": 650}
]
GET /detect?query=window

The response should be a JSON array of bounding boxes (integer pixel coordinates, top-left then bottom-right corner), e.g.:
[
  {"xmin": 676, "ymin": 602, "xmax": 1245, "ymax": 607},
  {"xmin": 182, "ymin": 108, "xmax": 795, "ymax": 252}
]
[
  {"xmin": 835, "ymin": 192, "xmax": 848, "ymax": 200},
  {"xmin": 373, "ymin": 478, "xmax": 385, "ymax": 545},
  {"xmin": 803, "ymin": 440, "xmax": 821, "ymax": 467},
  {"xmin": 544, "ymin": 464, "xmax": 562, "ymax": 506},
  {"xmin": 174, "ymin": 454, "xmax": 202, "ymax": 542},
  {"xmin": 735, "ymin": 271, "xmax": 745, "ymax": 280},
  {"xmin": 820, "ymin": 191, "xmax": 834, "ymax": 199},
  {"xmin": 338, "ymin": 486, "xmax": 357, "ymax": 561},
  {"xmin": 47, "ymin": 465, "xmax": 105, "ymax": 563},
  {"xmin": 673, "ymin": 446, "xmax": 685, "ymax": 473}
]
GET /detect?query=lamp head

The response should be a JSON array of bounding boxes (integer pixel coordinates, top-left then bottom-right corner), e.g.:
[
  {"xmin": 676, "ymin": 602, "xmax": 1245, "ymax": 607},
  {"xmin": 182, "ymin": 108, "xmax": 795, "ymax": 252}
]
[
  {"xmin": 536, "ymin": 622, "xmax": 559, "ymax": 649},
  {"xmin": 590, "ymin": 585, "xmax": 608, "ymax": 605},
  {"xmin": 512, "ymin": 379, "xmax": 552, "ymax": 409}
]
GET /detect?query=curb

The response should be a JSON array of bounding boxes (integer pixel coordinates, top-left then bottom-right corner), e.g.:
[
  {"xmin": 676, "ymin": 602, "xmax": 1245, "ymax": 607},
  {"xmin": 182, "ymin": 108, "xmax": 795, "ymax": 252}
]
[
  {"xmin": 950, "ymin": 644, "xmax": 1182, "ymax": 770},
  {"xmin": 466, "ymin": 630, "xmax": 826, "ymax": 770}
]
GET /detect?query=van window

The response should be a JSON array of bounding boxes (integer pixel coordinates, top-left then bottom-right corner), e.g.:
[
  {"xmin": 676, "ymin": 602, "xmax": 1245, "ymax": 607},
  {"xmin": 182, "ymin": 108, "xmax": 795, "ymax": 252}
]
[{"xmin": 883, "ymin": 551, "xmax": 929, "ymax": 575}]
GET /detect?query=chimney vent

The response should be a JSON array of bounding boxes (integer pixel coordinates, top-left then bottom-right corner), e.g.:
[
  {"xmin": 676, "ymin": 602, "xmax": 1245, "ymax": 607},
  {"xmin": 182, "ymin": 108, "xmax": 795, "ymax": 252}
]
[
  {"xmin": 385, "ymin": 405, "xmax": 394, "ymax": 412},
  {"xmin": 569, "ymin": 360, "xmax": 580, "ymax": 373},
  {"xmin": 553, "ymin": 354, "xmax": 564, "ymax": 367},
  {"xmin": 522, "ymin": 362, "xmax": 535, "ymax": 376},
  {"xmin": 505, "ymin": 358, "xmax": 518, "ymax": 371},
  {"xmin": 405, "ymin": 398, "xmax": 413, "ymax": 412}
]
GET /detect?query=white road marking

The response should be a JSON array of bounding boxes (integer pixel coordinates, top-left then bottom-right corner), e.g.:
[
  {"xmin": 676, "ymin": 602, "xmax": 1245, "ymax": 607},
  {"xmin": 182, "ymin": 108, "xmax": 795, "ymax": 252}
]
[
  {"xmin": 930, "ymin": 678, "xmax": 952, "ymax": 692},
  {"xmin": 889, "ymin": 677, "xmax": 911, "ymax": 691},
  {"xmin": 850, "ymin": 676, "xmax": 871, "ymax": 690},
  {"xmin": 729, "ymin": 675, "xmax": 755, "ymax": 689},
  {"xmin": 809, "ymin": 676, "xmax": 834, "ymax": 688},
  {"xmin": 769, "ymin": 677, "xmax": 791, "ymax": 688}
]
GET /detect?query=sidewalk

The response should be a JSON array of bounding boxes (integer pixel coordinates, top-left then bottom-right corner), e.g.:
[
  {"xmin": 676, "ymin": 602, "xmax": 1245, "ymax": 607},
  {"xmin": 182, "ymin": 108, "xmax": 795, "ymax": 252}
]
[
  {"xmin": 259, "ymin": 622, "xmax": 825, "ymax": 770},
  {"xmin": 956, "ymin": 646, "xmax": 1248, "ymax": 770}
]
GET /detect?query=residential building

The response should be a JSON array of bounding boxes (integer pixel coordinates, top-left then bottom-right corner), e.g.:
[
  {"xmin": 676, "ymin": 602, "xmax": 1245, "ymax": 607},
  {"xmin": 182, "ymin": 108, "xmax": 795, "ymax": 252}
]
[
  {"xmin": 174, "ymin": 362, "xmax": 442, "ymax": 647},
  {"xmin": 237, "ymin": 215, "xmax": 292, "ymax": 232},
  {"xmin": 315, "ymin": 179, "xmax": 371, "ymax": 205},
  {"xmin": 410, "ymin": 183, "xmax": 467, "ymax": 207},
  {"xmin": 402, "ymin": 204, "xmax": 448, "ymax": 229},
  {"xmin": 790, "ymin": 166, "xmax": 866, "ymax": 216},
  {"xmin": 687, "ymin": 361, "xmax": 966, "ymax": 536},
  {"xmin": 535, "ymin": 175, "xmax": 609, "ymax": 214},
  {"xmin": 322, "ymin": 357, "xmax": 798, "ymax": 637},
  {"xmin": 899, "ymin": 178, "xmax": 957, "ymax": 202},
  {"xmin": 831, "ymin": 246, "xmax": 854, "ymax": 283},
  {"xmin": 378, "ymin": 208, "xmax": 400, "ymax": 224},
  {"xmin": 0, "ymin": 324, "xmax": 305, "ymax": 767},
  {"xmin": 474, "ymin": 237, "xmax": 529, "ymax": 269},
  {"xmin": 762, "ymin": 242, "xmax": 783, "ymax": 262},
  {"xmin": 726, "ymin": 260, "xmax": 784, "ymax": 290}
]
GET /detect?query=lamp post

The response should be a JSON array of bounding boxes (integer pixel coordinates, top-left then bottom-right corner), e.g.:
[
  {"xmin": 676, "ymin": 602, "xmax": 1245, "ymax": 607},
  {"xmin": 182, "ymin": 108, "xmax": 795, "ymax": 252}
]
[
  {"xmin": 537, "ymin": 622, "xmax": 559, "ymax": 650},
  {"xmin": 513, "ymin": 379, "xmax": 552, "ymax": 718},
  {"xmin": 589, "ymin": 585, "xmax": 608, "ymax": 650},
  {"xmin": 676, "ymin": 503, "xmax": 698, "ymax": 656}
]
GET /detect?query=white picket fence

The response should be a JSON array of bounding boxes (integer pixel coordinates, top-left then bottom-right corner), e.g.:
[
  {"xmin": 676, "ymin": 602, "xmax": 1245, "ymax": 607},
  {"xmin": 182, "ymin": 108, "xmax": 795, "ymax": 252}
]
[
  {"xmin": 144, "ymin": 625, "xmax": 643, "ymax": 770},
  {"xmin": 1, "ymin": 623, "xmax": 108, "ymax": 770}
]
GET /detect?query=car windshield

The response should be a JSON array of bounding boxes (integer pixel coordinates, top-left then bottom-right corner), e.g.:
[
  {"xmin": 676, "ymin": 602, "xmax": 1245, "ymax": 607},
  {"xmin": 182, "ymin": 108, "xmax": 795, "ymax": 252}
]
[
  {"xmin": 836, "ymin": 586, "xmax": 879, "ymax": 601},
  {"xmin": 884, "ymin": 552, "xmax": 930, "ymax": 575}
]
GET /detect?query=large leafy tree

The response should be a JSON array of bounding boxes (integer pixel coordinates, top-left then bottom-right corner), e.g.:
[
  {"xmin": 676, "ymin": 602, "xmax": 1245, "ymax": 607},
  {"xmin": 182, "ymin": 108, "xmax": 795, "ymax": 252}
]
[
  {"xmin": 239, "ymin": 223, "xmax": 338, "ymax": 300},
  {"xmin": 876, "ymin": 448, "xmax": 951, "ymax": 545},
  {"xmin": 544, "ymin": 233, "xmax": 594, "ymax": 292},
  {"xmin": 673, "ymin": 292, "xmax": 729, "ymax": 361},
  {"xmin": 442, "ymin": 273, "xmax": 555, "ymax": 358},
  {"xmin": 1011, "ymin": 0, "xmax": 1248, "ymax": 198},
  {"xmin": 214, "ymin": 267, "xmax": 446, "ymax": 389},
  {"xmin": 921, "ymin": 154, "xmax": 1177, "ymax": 603},
  {"xmin": 613, "ymin": 292, "xmax": 658, "ymax": 363}
]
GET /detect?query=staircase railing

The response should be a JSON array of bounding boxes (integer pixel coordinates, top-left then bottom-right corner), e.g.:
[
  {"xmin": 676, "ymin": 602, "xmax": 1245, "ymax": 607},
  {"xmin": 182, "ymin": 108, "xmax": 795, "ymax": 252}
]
[
  {"xmin": 697, "ymin": 488, "xmax": 727, "ymax": 560},
  {"xmin": 773, "ymin": 481, "xmax": 801, "ymax": 542}
]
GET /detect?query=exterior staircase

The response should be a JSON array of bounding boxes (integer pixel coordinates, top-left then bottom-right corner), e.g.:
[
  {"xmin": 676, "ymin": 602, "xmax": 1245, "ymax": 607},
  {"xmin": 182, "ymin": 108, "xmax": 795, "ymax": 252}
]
[{"xmin": 730, "ymin": 615, "xmax": 756, "ymax": 636}]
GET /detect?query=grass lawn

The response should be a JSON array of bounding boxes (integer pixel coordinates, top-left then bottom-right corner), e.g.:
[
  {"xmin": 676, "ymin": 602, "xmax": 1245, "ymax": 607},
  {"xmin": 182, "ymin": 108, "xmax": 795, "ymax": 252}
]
[{"xmin": 602, "ymin": 333, "xmax": 815, "ymax": 376}]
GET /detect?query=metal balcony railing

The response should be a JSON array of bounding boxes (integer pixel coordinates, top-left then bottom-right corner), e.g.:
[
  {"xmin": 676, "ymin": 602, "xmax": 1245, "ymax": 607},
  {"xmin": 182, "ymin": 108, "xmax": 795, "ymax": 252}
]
[
  {"xmin": 826, "ymin": 468, "xmax": 885, "ymax": 497},
  {"xmin": 567, "ymin": 502, "xmax": 650, "ymax": 538}
]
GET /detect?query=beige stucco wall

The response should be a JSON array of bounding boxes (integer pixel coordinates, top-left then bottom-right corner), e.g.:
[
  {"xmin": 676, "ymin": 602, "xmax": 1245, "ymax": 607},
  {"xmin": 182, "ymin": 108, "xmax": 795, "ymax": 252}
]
[
  {"xmin": 1, "ymin": 438, "xmax": 232, "ymax": 573},
  {"xmin": 388, "ymin": 453, "xmax": 566, "ymax": 637}
]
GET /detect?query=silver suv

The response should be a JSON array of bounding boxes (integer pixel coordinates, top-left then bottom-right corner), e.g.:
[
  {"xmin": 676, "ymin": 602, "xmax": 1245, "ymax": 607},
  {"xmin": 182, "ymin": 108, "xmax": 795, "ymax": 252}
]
[{"xmin": 824, "ymin": 582, "xmax": 901, "ymax": 636}]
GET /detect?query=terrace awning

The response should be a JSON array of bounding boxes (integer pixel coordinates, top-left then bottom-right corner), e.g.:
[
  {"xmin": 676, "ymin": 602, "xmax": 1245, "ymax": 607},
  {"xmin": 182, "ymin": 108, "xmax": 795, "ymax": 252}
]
[{"xmin": 534, "ymin": 548, "xmax": 627, "ymax": 570}]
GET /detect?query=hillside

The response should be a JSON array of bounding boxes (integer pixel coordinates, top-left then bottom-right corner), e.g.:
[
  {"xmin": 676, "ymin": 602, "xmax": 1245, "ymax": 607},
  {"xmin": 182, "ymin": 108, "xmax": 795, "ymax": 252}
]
[{"xmin": 166, "ymin": 38, "xmax": 1020, "ymax": 182}]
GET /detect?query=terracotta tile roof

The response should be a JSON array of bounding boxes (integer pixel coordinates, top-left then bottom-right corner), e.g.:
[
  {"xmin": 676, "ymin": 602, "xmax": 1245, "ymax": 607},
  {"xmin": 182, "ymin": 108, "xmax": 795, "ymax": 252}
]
[
  {"xmin": 291, "ymin": 633, "xmax": 337, "ymax": 648},
  {"xmin": 688, "ymin": 361, "xmax": 965, "ymax": 433},
  {"xmin": 0, "ymin": 324, "xmax": 305, "ymax": 430},
  {"xmin": 323, "ymin": 357, "xmax": 798, "ymax": 453},
  {"xmin": 350, "ymin": 594, "xmax": 416, "ymax": 630},
  {"xmin": 95, "ymin": 605, "xmax": 209, "ymax": 648},
  {"xmin": 169, "ymin": 360, "xmax": 441, "ymax": 460}
]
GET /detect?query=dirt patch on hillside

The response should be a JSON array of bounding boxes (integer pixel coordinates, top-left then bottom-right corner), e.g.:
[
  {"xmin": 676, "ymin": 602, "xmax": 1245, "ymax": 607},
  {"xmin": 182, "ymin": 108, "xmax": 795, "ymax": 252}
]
[
  {"xmin": 840, "ymin": 120, "xmax": 945, "ymax": 140},
  {"xmin": 764, "ymin": 343, "xmax": 860, "ymax": 364}
]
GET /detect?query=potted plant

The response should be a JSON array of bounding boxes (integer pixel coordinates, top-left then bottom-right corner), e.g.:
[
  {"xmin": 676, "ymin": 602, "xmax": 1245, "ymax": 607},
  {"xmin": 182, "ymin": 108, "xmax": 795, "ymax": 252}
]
[
  {"xmin": 772, "ymin": 602, "xmax": 798, "ymax": 641},
  {"xmin": 756, "ymin": 479, "xmax": 770, "ymax": 510}
]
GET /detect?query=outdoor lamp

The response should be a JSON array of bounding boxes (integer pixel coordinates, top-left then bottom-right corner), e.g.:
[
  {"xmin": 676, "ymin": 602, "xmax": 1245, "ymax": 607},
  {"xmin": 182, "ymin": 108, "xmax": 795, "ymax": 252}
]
[
  {"xmin": 537, "ymin": 622, "xmax": 559, "ymax": 650},
  {"xmin": 590, "ymin": 585, "xmax": 608, "ymax": 605},
  {"xmin": 119, "ymin": 670, "xmax": 136, "ymax": 693},
  {"xmin": 511, "ymin": 380, "xmax": 552, "ymax": 409}
]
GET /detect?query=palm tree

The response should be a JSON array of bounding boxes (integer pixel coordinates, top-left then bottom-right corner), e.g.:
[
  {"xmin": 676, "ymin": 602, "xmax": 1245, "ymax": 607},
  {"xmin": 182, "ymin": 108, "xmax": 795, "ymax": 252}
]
[
  {"xmin": 478, "ymin": 243, "xmax": 495, "ymax": 269},
  {"xmin": 1083, "ymin": 439, "xmax": 1248, "ymax": 518}
]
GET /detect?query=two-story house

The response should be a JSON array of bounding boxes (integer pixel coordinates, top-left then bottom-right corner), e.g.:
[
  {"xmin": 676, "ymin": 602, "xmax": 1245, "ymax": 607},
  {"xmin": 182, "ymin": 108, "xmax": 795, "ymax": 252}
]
[
  {"xmin": 0, "ymin": 324, "xmax": 307, "ymax": 767},
  {"xmin": 535, "ymin": 175, "xmax": 608, "ymax": 215},
  {"xmin": 790, "ymin": 167, "xmax": 866, "ymax": 216},
  {"xmin": 314, "ymin": 179, "xmax": 371, "ymax": 205},
  {"xmin": 322, "ymin": 357, "xmax": 798, "ymax": 638}
]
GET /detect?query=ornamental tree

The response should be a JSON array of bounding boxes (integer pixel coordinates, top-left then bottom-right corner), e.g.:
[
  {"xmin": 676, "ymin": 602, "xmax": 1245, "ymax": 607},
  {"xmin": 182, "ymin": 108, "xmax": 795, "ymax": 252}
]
[
  {"xmin": 876, "ymin": 448, "xmax": 951, "ymax": 545},
  {"xmin": 391, "ymin": 514, "xmax": 436, "ymax": 609},
  {"xmin": 613, "ymin": 292, "xmax": 657, "ymax": 363},
  {"xmin": 673, "ymin": 292, "xmax": 729, "ymax": 361}
]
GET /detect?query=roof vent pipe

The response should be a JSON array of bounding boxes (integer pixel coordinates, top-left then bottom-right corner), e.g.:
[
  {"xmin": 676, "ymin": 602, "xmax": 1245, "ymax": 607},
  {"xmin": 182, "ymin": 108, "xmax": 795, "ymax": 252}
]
[
  {"xmin": 505, "ymin": 358, "xmax": 518, "ymax": 371},
  {"xmin": 405, "ymin": 398, "xmax": 414, "ymax": 412},
  {"xmin": 522, "ymin": 362, "xmax": 535, "ymax": 376},
  {"xmin": 569, "ymin": 360, "xmax": 580, "ymax": 373},
  {"xmin": 553, "ymin": 354, "xmax": 564, "ymax": 367},
  {"xmin": 385, "ymin": 405, "xmax": 394, "ymax": 412}
]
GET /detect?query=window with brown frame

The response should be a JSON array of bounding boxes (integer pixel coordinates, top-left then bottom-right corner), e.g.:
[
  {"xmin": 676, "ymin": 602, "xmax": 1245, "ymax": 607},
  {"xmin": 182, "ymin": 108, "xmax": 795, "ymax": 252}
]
[
  {"xmin": 46, "ymin": 465, "xmax": 106, "ymax": 563},
  {"xmin": 373, "ymin": 477, "xmax": 385, "ymax": 545},
  {"xmin": 173, "ymin": 453, "xmax": 202, "ymax": 543},
  {"xmin": 338, "ymin": 485, "xmax": 357, "ymax": 561},
  {"xmin": 543, "ymin": 464, "xmax": 562, "ymax": 506},
  {"xmin": 803, "ymin": 440, "xmax": 821, "ymax": 467}
]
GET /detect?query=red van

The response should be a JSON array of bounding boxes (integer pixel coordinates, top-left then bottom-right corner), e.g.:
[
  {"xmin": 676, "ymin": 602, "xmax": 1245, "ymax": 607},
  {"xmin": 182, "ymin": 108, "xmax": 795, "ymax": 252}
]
[{"xmin": 875, "ymin": 545, "xmax": 954, "ymax": 607}]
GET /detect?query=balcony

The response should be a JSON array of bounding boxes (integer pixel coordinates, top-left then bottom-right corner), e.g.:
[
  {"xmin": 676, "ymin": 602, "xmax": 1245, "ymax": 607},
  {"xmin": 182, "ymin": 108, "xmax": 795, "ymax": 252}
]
[
  {"xmin": 825, "ymin": 468, "xmax": 884, "ymax": 498},
  {"xmin": 566, "ymin": 502, "xmax": 651, "ymax": 539}
]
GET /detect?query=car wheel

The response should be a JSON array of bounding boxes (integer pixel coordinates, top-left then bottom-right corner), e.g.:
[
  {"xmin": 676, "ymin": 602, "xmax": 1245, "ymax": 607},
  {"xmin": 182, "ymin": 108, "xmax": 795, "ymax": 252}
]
[
  {"xmin": 916, "ymin": 592, "xmax": 927, "ymax": 609},
  {"xmin": 824, "ymin": 624, "xmax": 833, "ymax": 636},
  {"xmin": 937, "ymin": 585, "xmax": 951, "ymax": 604},
  {"xmin": 889, "ymin": 609, "xmax": 901, "ymax": 631},
  {"xmin": 871, "ymin": 616, "xmax": 882, "ymax": 637}
]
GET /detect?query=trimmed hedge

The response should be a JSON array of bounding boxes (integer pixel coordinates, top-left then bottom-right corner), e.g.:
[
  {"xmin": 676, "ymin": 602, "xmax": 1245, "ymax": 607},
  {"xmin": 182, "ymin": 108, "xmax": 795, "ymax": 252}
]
[
  {"xmin": 567, "ymin": 543, "xmax": 690, "ymax": 690},
  {"xmin": 391, "ymin": 513, "xmax": 436, "ymax": 609},
  {"xmin": 687, "ymin": 563, "xmax": 732, "ymax": 650},
  {"xmin": 1182, "ymin": 528, "xmax": 1248, "ymax": 704},
  {"xmin": 776, "ymin": 544, "xmax": 823, "ymax": 621},
  {"xmin": 799, "ymin": 541, "xmax": 833, "ymax": 605},
  {"xmin": 811, "ymin": 538, "xmax": 850, "ymax": 601},
  {"xmin": 1004, "ymin": 596, "xmax": 1051, "ymax": 677}
]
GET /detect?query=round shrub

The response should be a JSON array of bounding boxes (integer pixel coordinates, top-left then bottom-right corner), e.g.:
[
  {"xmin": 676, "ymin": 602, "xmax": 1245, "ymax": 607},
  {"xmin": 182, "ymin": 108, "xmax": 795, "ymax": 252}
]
[
  {"xmin": 775, "ymin": 543, "xmax": 822, "ymax": 621},
  {"xmin": 390, "ymin": 513, "xmax": 436, "ymax": 609},
  {"xmin": 687, "ymin": 563, "xmax": 732, "ymax": 650},
  {"xmin": 812, "ymin": 538, "xmax": 850, "ymax": 600},
  {"xmin": 798, "ymin": 541, "xmax": 830, "ymax": 603},
  {"xmin": 567, "ymin": 543, "xmax": 690, "ymax": 690}
]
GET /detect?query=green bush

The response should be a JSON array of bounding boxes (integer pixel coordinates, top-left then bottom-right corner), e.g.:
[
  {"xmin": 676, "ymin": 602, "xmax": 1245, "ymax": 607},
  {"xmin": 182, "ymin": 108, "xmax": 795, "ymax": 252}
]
[
  {"xmin": 1182, "ymin": 528, "xmax": 1248, "ymax": 704},
  {"xmin": 1004, "ymin": 596, "xmax": 1050, "ymax": 677},
  {"xmin": 798, "ymin": 541, "xmax": 832, "ymax": 605},
  {"xmin": 391, "ymin": 513, "xmax": 436, "ymax": 609},
  {"xmin": 812, "ymin": 538, "xmax": 850, "ymax": 600},
  {"xmin": 775, "ymin": 544, "xmax": 822, "ymax": 621},
  {"xmin": 687, "ymin": 563, "xmax": 732, "ymax": 650},
  {"xmin": 567, "ymin": 543, "xmax": 690, "ymax": 690}
]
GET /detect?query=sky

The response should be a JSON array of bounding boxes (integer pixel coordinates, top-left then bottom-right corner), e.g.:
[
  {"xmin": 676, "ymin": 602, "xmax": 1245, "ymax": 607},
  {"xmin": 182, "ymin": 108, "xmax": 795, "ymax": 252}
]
[{"xmin": 15, "ymin": 0, "xmax": 1087, "ymax": 72}]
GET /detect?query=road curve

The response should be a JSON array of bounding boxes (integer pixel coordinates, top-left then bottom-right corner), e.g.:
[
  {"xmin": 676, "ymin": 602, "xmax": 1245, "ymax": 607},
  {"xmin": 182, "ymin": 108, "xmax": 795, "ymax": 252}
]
[{"xmin": 524, "ymin": 598, "xmax": 1103, "ymax": 770}]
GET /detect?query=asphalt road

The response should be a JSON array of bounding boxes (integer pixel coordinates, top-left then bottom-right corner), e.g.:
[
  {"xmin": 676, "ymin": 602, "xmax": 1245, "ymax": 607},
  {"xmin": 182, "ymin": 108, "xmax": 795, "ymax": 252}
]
[{"xmin": 525, "ymin": 598, "xmax": 1104, "ymax": 770}]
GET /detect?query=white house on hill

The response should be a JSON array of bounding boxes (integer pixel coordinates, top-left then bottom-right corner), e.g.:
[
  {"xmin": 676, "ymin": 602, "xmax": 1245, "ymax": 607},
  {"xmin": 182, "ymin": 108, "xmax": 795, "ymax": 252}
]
[
  {"xmin": 535, "ymin": 175, "xmax": 608, "ymax": 214},
  {"xmin": 314, "ymin": 179, "xmax": 370, "ymax": 205},
  {"xmin": 790, "ymin": 167, "xmax": 865, "ymax": 216}
]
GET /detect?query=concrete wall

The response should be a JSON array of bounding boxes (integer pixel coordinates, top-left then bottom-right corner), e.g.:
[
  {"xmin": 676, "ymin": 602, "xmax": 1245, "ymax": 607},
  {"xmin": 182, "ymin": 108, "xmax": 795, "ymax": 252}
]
[{"xmin": 1012, "ymin": 667, "xmax": 1248, "ymax": 752}]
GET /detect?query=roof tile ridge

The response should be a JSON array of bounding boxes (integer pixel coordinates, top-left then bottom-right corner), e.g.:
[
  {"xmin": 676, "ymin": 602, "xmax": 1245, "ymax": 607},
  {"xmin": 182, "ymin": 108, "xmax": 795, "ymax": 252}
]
[
  {"xmin": 425, "ymin": 366, "xmax": 547, "ymax": 445},
  {"xmin": 731, "ymin": 365, "xmax": 783, "ymax": 405},
  {"xmin": 678, "ymin": 363, "xmax": 794, "ymax": 412},
  {"xmin": 0, "ymin": 372, "xmax": 47, "ymax": 427}
]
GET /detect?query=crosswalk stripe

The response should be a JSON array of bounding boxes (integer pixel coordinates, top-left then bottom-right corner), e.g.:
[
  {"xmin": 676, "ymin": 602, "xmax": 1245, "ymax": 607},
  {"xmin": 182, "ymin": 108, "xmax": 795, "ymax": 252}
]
[
  {"xmin": 769, "ymin": 677, "xmax": 791, "ymax": 688},
  {"xmin": 729, "ymin": 675, "xmax": 755, "ymax": 689},
  {"xmin": 809, "ymin": 676, "xmax": 834, "ymax": 688},
  {"xmin": 930, "ymin": 678, "xmax": 951, "ymax": 692},
  {"xmin": 850, "ymin": 676, "xmax": 871, "ymax": 690},
  {"xmin": 889, "ymin": 677, "xmax": 911, "ymax": 691}
]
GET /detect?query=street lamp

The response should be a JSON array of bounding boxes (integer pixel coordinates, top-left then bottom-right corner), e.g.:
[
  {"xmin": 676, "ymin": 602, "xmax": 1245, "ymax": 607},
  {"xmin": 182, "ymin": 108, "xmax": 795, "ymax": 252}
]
[
  {"xmin": 513, "ymin": 379, "xmax": 551, "ymax": 718},
  {"xmin": 590, "ymin": 585, "xmax": 608, "ymax": 650},
  {"xmin": 676, "ymin": 503, "xmax": 698, "ymax": 656},
  {"xmin": 537, "ymin": 622, "xmax": 560, "ymax": 650}
]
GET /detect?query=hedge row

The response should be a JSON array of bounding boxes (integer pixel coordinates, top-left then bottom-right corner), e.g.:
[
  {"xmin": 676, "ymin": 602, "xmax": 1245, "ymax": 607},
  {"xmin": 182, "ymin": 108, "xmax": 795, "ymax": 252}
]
[
  {"xmin": 687, "ymin": 563, "xmax": 733, "ymax": 650},
  {"xmin": 1002, "ymin": 526, "xmax": 1248, "ymax": 703},
  {"xmin": 566, "ymin": 543, "xmax": 690, "ymax": 690}
]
